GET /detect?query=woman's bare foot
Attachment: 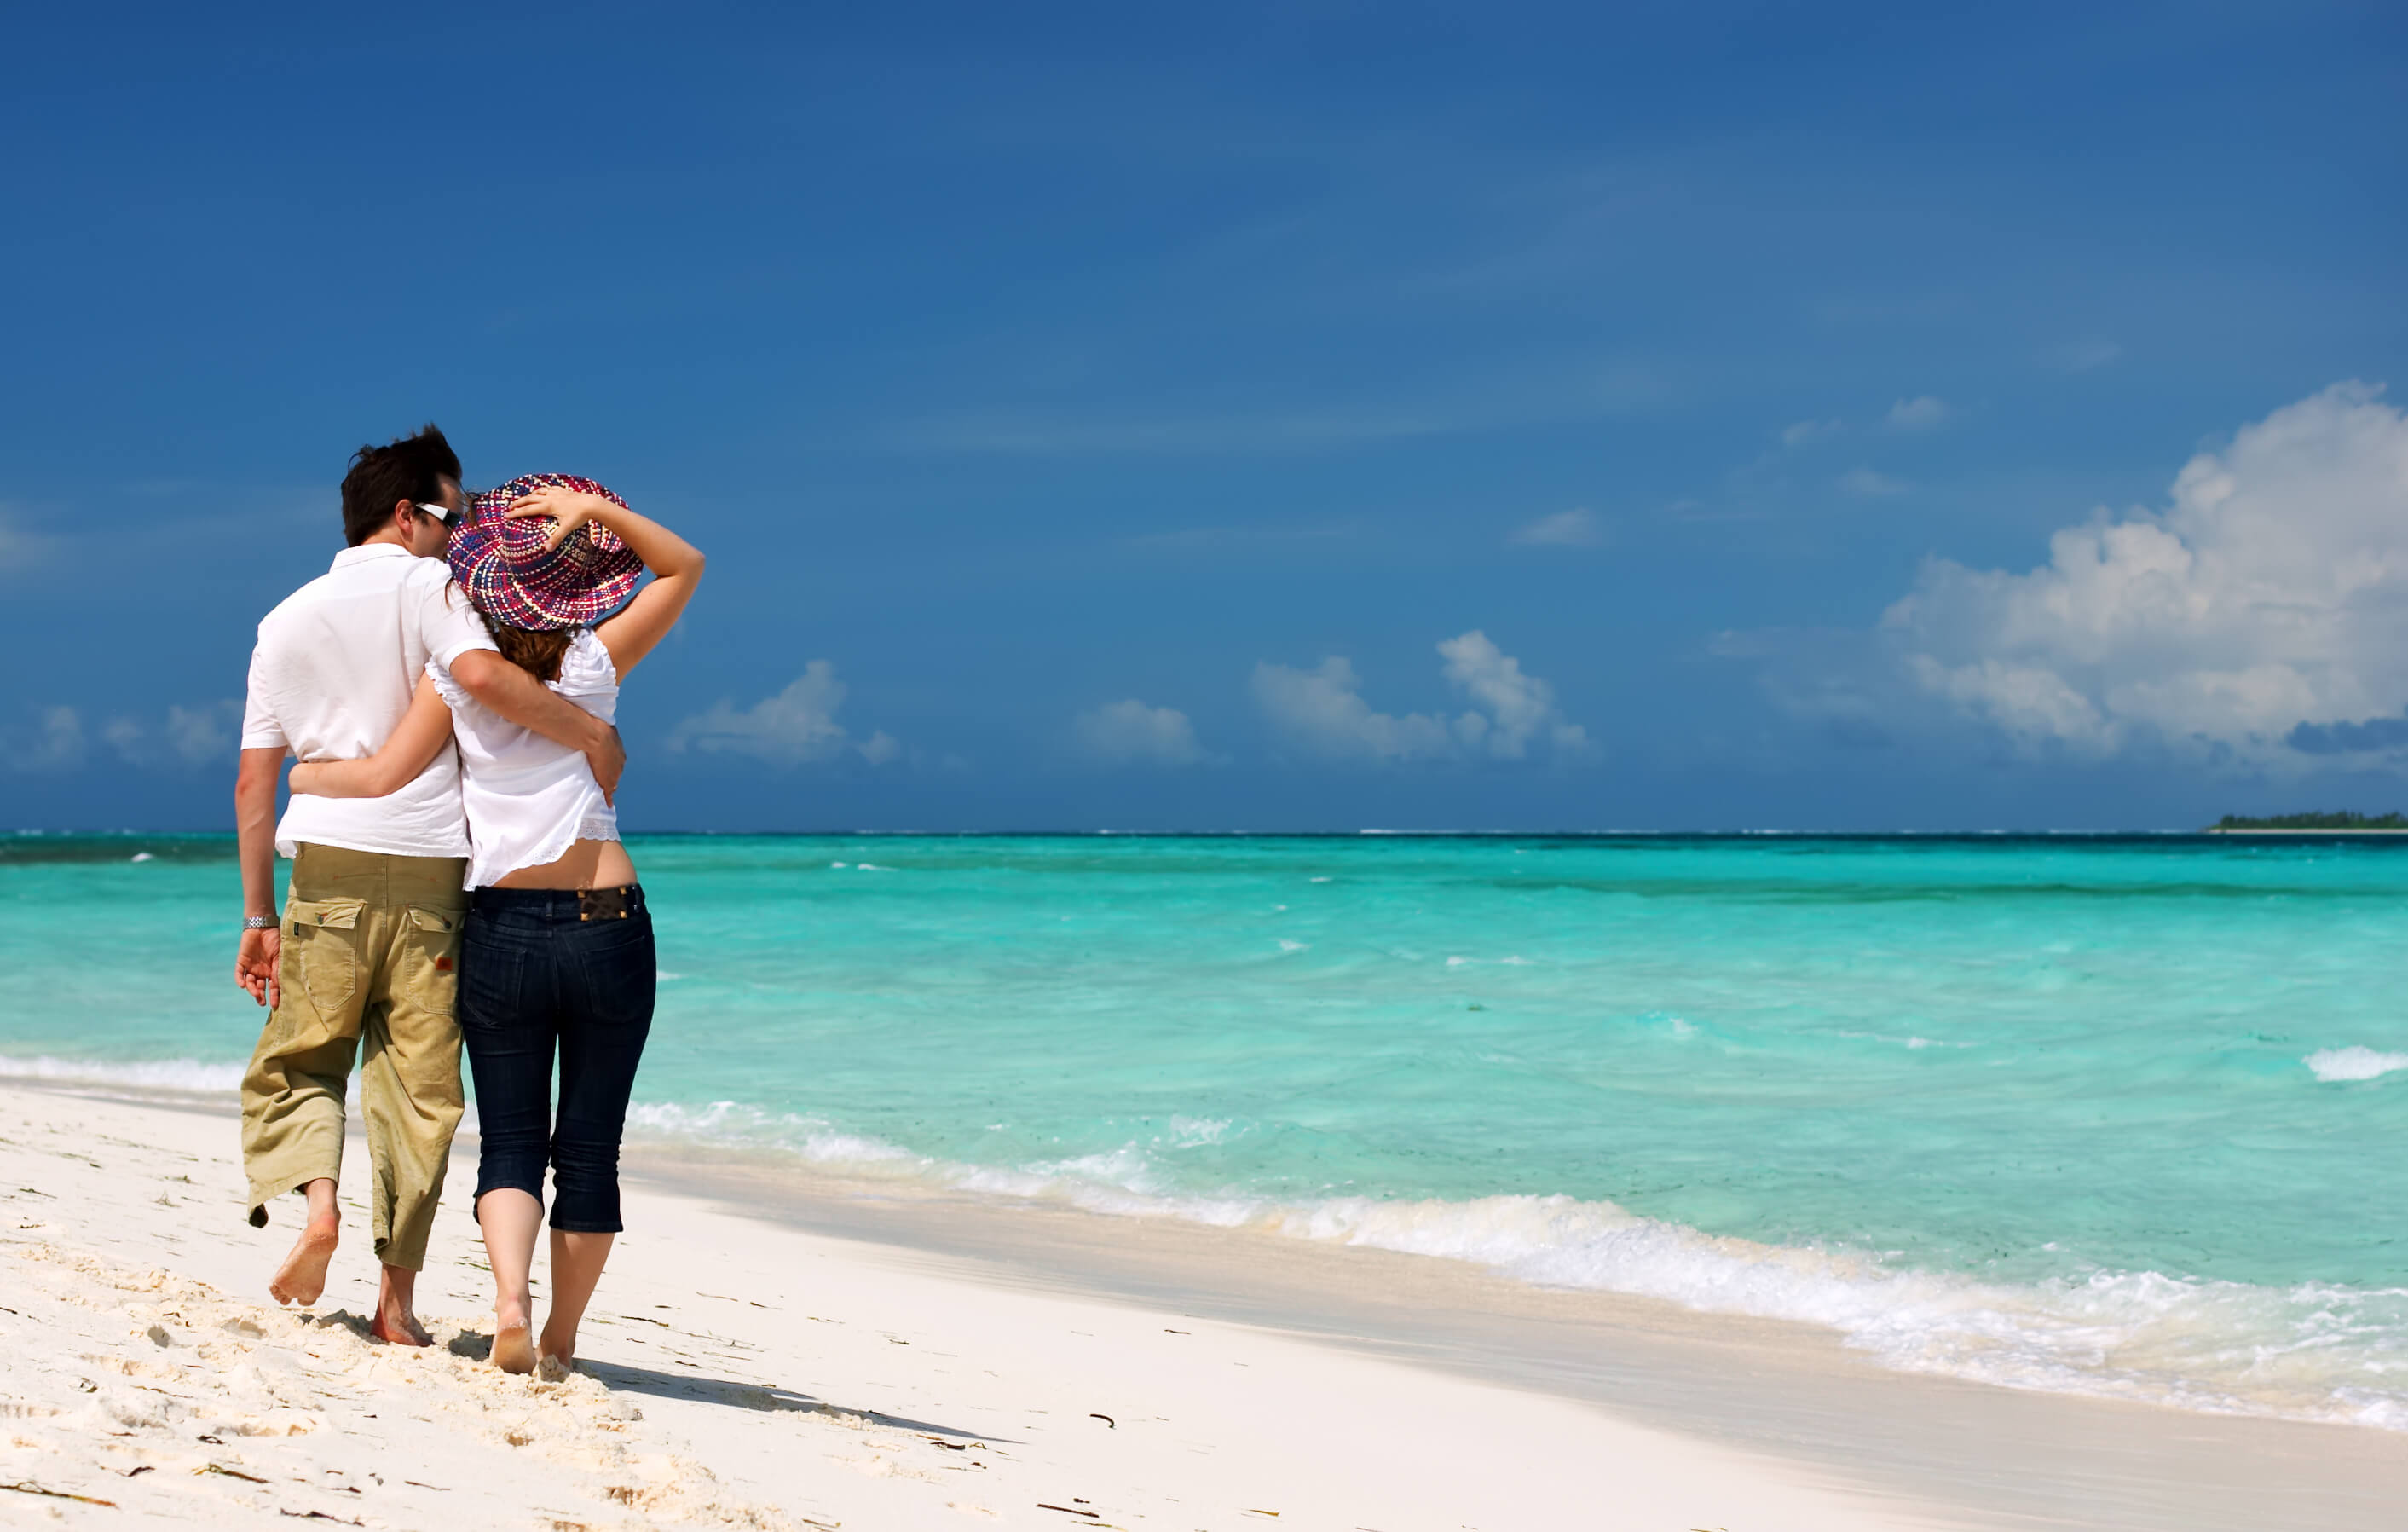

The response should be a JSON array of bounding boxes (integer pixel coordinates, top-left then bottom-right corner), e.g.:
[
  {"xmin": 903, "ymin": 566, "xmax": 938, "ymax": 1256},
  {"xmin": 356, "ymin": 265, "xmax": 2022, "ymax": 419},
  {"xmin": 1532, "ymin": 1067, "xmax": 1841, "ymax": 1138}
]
[
  {"xmin": 537, "ymin": 1321, "xmax": 578, "ymax": 1371},
  {"xmin": 492, "ymin": 1322, "xmax": 536, "ymax": 1374},
  {"xmin": 535, "ymin": 1351, "xmax": 576, "ymax": 1381},
  {"xmin": 268, "ymin": 1215, "xmax": 338, "ymax": 1307}
]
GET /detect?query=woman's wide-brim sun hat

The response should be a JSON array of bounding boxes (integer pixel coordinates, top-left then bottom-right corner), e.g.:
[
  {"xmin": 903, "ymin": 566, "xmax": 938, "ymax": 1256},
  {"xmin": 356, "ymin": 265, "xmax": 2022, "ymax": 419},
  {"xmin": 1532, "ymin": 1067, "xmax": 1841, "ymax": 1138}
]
[{"xmin": 448, "ymin": 473, "xmax": 644, "ymax": 631}]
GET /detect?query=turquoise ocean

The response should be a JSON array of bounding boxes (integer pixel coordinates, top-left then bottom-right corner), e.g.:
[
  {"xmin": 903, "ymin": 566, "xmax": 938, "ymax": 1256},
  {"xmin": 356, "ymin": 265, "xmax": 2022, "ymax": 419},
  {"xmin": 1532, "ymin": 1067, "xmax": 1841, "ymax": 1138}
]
[{"xmin": 5, "ymin": 832, "xmax": 2405, "ymax": 1426}]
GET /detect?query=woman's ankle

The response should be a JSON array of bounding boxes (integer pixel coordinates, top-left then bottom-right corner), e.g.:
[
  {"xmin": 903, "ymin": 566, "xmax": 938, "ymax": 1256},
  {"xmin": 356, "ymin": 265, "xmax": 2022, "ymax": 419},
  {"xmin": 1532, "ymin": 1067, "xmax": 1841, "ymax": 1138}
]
[{"xmin": 494, "ymin": 1294, "xmax": 534, "ymax": 1332}]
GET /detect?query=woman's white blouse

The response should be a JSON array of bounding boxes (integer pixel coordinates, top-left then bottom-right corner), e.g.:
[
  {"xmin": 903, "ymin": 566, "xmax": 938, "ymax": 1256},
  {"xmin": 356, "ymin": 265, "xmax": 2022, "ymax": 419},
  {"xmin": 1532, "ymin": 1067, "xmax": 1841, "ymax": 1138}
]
[{"xmin": 427, "ymin": 628, "xmax": 620, "ymax": 889}]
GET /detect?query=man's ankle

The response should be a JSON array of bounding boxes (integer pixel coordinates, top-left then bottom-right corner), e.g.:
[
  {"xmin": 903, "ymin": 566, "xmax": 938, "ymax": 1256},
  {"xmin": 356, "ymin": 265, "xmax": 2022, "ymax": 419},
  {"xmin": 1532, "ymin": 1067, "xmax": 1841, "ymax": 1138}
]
[{"xmin": 300, "ymin": 1178, "xmax": 340, "ymax": 1226}]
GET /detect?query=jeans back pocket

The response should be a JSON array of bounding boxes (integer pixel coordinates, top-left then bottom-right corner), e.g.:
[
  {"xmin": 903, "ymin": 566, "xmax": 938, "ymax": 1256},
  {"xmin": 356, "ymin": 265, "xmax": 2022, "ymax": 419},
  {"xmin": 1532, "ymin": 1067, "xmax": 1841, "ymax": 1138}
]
[
  {"xmin": 459, "ymin": 923, "xmax": 530, "ymax": 1032},
  {"xmin": 575, "ymin": 916, "xmax": 657, "ymax": 1031}
]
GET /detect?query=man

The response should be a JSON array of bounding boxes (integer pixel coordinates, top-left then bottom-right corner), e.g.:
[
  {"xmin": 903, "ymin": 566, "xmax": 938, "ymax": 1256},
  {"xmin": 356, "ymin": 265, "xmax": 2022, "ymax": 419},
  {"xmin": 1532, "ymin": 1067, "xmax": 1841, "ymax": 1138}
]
[{"xmin": 234, "ymin": 424, "xmax": 626, "ymax": 1345}]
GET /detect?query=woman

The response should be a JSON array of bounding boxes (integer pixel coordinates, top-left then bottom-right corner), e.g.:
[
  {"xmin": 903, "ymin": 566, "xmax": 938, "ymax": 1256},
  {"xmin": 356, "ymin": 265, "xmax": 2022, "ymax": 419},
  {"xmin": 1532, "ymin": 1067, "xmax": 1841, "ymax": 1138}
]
[{"xmin": 291, "ymin": 474, "xmax": 702, "ymax": 1374}]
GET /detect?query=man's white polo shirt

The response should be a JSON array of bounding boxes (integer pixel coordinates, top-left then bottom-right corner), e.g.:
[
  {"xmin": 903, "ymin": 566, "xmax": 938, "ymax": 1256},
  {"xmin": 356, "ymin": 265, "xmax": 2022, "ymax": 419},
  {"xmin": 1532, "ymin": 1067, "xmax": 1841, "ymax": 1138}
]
[{"xmin": 240, "ymin": 544, "xmax": 498, "ymax": 859}]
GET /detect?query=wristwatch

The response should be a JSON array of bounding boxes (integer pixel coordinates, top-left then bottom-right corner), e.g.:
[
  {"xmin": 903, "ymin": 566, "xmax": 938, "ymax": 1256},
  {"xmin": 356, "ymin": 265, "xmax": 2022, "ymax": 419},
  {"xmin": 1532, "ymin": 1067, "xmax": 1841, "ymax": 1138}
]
[{"xmin": 243, "ymin": 916, "xmax": 276, "ymax": 931}]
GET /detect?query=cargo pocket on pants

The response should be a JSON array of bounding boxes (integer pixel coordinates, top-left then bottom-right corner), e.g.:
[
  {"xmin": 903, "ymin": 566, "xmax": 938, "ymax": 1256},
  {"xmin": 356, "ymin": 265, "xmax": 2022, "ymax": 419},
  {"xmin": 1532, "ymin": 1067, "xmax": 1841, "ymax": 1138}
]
[
  {"xmin": 282, "ymin": 898, "xmax": 366, "ymax": 1013},
  {"xmin": 404, "ymin": 905, "xmax": 465, "ymax": 1019},
  {"xmin": 270, "ymin": 897, "xmax": 367, "ymax": 1050}
]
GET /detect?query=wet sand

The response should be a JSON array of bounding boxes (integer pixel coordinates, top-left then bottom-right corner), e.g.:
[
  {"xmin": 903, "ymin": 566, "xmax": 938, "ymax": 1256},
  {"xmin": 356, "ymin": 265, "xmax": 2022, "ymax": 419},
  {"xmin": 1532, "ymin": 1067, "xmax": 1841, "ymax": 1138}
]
[{"xmin": 7, "ymin": 1079, "xmax": 2405, "ymax": 1529}]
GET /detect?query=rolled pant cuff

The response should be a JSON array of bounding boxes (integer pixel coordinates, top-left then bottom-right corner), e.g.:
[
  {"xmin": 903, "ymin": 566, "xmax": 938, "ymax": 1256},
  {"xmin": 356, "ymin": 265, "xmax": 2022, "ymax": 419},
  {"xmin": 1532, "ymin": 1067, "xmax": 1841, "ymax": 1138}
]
[{"xmin": 371, "ymin": 1236, "xmax": 429, "ymax": 1272}]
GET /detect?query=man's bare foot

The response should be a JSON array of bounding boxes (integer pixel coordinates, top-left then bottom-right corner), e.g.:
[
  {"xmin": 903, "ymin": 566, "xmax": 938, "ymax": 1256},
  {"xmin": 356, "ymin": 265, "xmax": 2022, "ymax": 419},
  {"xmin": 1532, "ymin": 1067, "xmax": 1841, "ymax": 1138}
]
[
  {"xmin": 369, "ymin": 1298, "xmax": 433, "ymax": 1348},
  {"xmin": 268, "ymin": 1217, "xmax": 338, "ymax": 1307},
  {"xmin": 369, "ymin": 1264, "xmax": 432, "ymax": 1347},
  {"xmin": 368, "ymin": 1312, "xmax": 432, "ymax": 1345},
  {"xmin": 493, "ymin": 1323, "xmax": 536, "ymax": 1374}
]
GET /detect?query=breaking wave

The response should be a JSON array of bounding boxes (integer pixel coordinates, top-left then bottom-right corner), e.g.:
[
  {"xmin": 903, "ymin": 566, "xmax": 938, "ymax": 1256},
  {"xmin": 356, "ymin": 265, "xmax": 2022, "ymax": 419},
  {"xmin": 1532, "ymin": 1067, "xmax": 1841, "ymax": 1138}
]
[{"xmin": 615, "ymin": 1096, "xmax": 2408, "ymax": 1431}]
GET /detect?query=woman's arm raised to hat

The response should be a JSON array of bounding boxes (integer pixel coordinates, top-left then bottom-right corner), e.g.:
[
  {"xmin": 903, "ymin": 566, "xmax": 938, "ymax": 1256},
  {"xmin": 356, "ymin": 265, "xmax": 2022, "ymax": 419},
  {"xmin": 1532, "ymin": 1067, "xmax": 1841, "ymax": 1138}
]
[
  {"xmin": 507, "ymin": 488, "xmax": 706, "ymax": 678},
  {"xmin": 288, "ymin": 677, "xmax": 454, "ymax": 799}
]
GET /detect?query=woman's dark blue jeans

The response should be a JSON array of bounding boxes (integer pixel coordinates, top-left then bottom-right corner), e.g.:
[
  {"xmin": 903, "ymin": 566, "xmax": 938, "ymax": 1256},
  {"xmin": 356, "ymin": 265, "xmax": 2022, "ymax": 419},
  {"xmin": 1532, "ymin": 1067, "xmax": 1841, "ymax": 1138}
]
[{"xmin": 459, "ymin": 885, "xmax": 655, "ymax": 1234}]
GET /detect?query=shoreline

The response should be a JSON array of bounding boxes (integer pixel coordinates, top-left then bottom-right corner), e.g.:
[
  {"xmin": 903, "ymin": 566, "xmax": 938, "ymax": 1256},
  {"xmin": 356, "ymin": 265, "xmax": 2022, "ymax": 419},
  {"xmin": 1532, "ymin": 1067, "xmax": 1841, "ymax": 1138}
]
[
  {"xmin": 8, "ymin": 1080, "xmax": 2407, "ymax": 1529},
  {"xmin": 2, "ymin": 1079, "xmax": 1944, "ymax": 1531},
  {"xmin": 634, "ymin": 1140, "xmax": 2408, "ymax": 1532},
  {"xmin": 25, "ymin": 828, "xmax": 2408, "ymax": 847},
  {"xmin": 2201, "ymin": 826, "xmax": 2408, "ymax": 835}
]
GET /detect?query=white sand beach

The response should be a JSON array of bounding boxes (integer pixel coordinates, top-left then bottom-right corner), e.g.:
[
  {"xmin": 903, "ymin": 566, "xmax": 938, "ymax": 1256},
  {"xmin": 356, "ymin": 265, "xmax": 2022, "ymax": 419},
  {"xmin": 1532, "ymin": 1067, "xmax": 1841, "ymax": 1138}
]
[{"xmin": 5, "ymin": 1079, "xmax": 2405, "ymax": 1531}]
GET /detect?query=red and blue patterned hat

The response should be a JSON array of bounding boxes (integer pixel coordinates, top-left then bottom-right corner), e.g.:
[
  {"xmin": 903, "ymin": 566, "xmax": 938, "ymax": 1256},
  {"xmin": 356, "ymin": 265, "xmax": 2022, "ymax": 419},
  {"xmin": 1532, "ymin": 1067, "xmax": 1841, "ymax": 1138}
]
[{"xmin": 448, "ymin": 473, "xmax": 644, "ymax": 632}]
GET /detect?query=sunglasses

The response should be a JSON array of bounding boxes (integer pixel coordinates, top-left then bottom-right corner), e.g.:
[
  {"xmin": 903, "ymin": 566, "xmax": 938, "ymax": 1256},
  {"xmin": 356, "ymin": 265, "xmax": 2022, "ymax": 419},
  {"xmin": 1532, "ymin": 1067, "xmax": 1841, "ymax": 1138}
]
[{"xmin": 413, "ymin": 500, "xmax": 465, "ymax": 535}]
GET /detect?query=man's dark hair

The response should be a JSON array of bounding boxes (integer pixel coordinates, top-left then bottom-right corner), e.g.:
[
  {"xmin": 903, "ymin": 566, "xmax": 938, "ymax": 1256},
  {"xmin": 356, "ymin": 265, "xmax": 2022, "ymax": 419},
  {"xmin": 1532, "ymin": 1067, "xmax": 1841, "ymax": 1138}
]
[{"xmin": 338, "ymin": 424, "xmax": 463, "ymax": 546}]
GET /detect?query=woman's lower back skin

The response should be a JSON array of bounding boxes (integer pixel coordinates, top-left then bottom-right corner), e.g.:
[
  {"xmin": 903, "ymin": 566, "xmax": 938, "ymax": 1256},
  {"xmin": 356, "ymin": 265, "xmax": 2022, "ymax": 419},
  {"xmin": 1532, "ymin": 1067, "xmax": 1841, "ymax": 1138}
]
[{"xmin": 493, "ymin": 837, "xmax": 639, "ymax": 891}]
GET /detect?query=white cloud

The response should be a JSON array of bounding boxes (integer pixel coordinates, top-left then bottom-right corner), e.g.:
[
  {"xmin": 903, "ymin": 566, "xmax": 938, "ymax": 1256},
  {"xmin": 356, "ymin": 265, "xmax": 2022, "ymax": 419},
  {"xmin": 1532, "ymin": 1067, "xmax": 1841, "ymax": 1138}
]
[
  {"xmin": 1508, "ymin": 507, "xmax": 1604, "ymax": 547},
  {"xmin": 1885, "ymin": 381, "xmax": 2408, "ymax": 762},
  {"xmin": 1839, "ymin": 467, "xmax": 1910, "ymax": 496},
  {"xmin": 0, "ymin": 508, "xmax": 55, "ymax": 574},
  {"xmin": 1780, "ymin": 419, "xmax": 1842, "ymax": 448},
  {"xmin": 1073, "ymin": 700, "xmax": 1210, "ymax": 766},
  {"xmin": 1254, "ymin": 658, "xmax": 1457, "ymax": 760},
  {"xmin": 1252, "ymin": 631, "xmax": 1591, "ymax": 764},
  {"xmin": 1885, "ymin": 396, "xmax": 1950, "ymax": 430},
  {"xmin": 165, "ymin": 703, "xmax": 237, "ymax": 765},
  {"xmin": 886, "ymin": 366, "xmax": 1667, "ymax": 460},
  {"xmin": 1124, "ymin": 521, "xmax": 1355, "ymax": 553},
  {"xmin": 6, "ymin": 707, "xmax": 84, "ymax": 771},
  {"xmin": 1437, "ymin": 632, "xmax": 1591, "ymax": 760},
  {"xmin": 2053, "ymin": 340, "xmax": 2122, "ymax": 374},
  {"xmin": 667, "ymin": 662, "xmax": 899, "ymax": 766},
  {"xmin": 8, "ymin": 701, "xmax": 234, "ymax": 771}
]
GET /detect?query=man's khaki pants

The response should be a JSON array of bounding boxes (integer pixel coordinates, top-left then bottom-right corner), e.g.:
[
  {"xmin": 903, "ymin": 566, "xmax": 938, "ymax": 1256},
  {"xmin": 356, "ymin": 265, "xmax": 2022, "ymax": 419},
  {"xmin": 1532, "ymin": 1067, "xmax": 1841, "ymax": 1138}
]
[{"xmin": 241, "ymin": 843, "xmax": 469, "ymax": 1271}]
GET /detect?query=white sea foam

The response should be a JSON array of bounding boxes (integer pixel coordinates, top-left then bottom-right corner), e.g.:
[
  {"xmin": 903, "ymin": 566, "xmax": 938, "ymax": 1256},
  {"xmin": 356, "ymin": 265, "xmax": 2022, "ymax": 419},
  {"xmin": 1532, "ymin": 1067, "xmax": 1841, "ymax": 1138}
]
[
  {"xmin": 1261, "ymin": 1195, "xmax": 2408, "ymax": 1425},
  {"xmin": 601, "ymin": 1096, "xmax": 2408, "ymax": 1431},
  {"xmin": 1277, "ymin": 939, "xmax": 1308, "ymax": 952},
  {"xmin": 0, "ymin": 1054, "xmax": 242, "ymax": 1094},
  {"xmin": 130, "ymin": 852, "xmax": 155, "ymax": 863},
  {"xmin": 1841, "ymin": 1031, "xmax": 1972, "ymax": 1050},
  {"xmin": 623, "ymin": 1100, "xmax": 923, "ymax": 1170},
  {"xmin": 2305, "ymin": 1046, "xmax": 2408, "ymax": 1083}
]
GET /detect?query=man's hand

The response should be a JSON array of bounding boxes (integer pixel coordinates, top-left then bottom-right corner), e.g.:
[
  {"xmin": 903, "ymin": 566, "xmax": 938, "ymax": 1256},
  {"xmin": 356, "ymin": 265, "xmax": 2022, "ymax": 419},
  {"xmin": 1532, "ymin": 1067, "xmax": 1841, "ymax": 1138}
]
[
  {"xmin": 586, "ymin": 726, "xmax": 625, "ymax": 806},
  {"xmin": 238, "ymin": 926, "xmax": 280, "ymax": 1009},
  {"xmin": 235, "ymin": 744, "xmax": 285, "ymax": 1010}
]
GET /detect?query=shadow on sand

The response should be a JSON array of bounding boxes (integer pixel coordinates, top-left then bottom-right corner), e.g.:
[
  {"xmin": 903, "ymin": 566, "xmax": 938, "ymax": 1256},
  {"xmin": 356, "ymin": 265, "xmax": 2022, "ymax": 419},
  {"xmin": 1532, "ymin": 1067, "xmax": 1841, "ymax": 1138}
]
[
  {"xmin": 581, "ymin": 1357, "xmax": 1002, "ymax": 1441},
  {"xmin": 443, "ymin": 1327, "xmax": 1002, "ymax": 1442}
]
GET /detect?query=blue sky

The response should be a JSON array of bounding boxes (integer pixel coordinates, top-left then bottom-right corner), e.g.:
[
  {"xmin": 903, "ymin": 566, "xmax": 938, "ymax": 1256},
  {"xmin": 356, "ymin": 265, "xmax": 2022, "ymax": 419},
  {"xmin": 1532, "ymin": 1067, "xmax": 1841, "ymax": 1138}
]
[{"xmin": 4, "ymin": 2, "xmax": 2404, "ymax": 830}]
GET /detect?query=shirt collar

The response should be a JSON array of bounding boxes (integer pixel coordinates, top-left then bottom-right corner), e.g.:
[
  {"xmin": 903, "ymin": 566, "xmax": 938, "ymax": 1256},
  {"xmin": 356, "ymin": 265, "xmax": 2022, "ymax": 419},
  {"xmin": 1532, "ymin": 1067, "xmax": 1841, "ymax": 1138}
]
[{"xmin": 329, "ymin": 543, "xmax": 419, "ymax": 572}]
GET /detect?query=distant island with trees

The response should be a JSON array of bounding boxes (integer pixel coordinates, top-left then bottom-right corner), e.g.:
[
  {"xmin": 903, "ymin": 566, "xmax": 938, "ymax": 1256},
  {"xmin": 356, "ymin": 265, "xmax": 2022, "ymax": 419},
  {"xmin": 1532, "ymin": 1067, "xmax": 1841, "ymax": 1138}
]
[{"xmin": 2209, "ymin": 811, "xmax": 2408, "ymax": 832}]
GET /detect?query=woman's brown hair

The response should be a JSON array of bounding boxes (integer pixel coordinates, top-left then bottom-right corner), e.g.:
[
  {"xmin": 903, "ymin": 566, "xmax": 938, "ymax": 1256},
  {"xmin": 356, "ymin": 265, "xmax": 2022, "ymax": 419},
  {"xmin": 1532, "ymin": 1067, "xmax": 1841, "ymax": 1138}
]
[{"xmin": 481, "ymin": 613, "xmax": 577, "ymax": 683}]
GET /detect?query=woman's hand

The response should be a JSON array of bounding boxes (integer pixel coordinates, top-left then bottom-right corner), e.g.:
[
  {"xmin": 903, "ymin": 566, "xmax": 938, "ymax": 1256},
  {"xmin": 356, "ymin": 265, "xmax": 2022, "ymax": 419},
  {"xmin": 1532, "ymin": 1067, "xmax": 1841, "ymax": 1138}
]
[{"xmin": 506, "ymin": 487, "xmax": 617, "ymax": 552}]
